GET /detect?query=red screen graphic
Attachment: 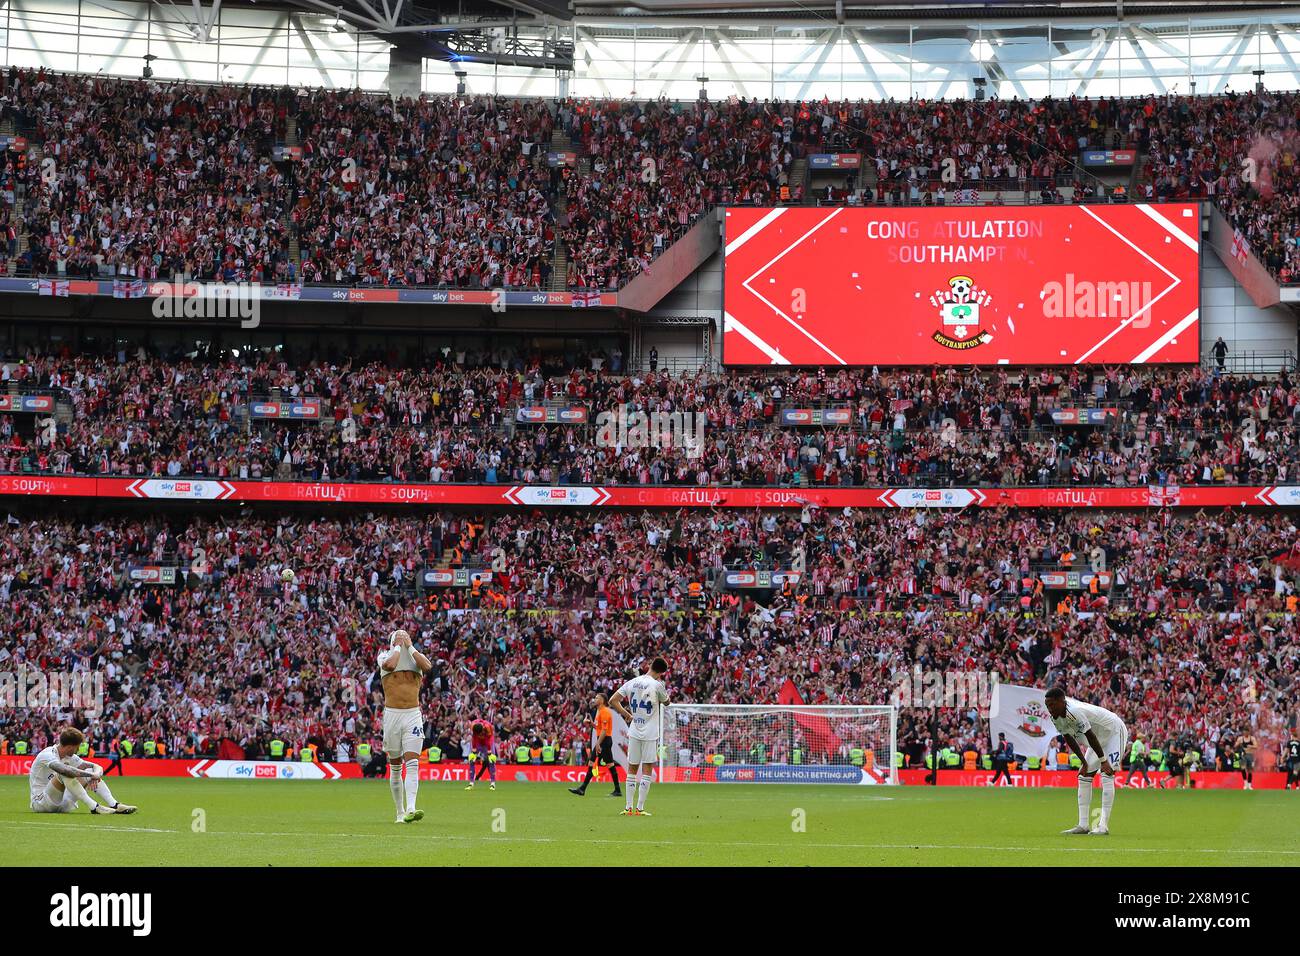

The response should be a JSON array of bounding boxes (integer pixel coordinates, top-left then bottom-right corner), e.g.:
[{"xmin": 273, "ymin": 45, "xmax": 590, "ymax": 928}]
[{"xmin": 722, "ymin": 204, "xmax": 1200, "ymax": 366}]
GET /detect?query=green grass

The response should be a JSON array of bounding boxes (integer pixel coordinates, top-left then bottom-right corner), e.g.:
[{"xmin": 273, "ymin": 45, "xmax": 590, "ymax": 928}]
[{"xmin": 2, "ymin": 777, "xmax": 1296, "ymax": 866}]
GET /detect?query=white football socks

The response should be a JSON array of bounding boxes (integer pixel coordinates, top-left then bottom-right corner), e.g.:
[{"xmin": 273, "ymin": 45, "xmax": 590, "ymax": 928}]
[
  {"xmin": 1077, "ymin": 774, "xmax": 1093, "ymax": 829},
  {"xmin": 403, "ymin": 758, "xmax": 420, "ymax": 813},
  {"xmin": 62, "ymin": 776, "xmax": 100, "ymax": 811},
  {"xmin": 389, "ymin": 763, "xmax": 404, "ymax": 817},
  {"xmin": 1100, "ymin": 773, "xmax": 1115, "ymax": 828},
  {"xmin": 637, "ymin": 773, "xmax": 652, "ymax": 811},
  {"xmin": 625, "ymin": 777, "xmax": 637, "ymax": 810},
  {"xmin": 92, "ymin": 779, "xmax": 117, "ymax": 807}
]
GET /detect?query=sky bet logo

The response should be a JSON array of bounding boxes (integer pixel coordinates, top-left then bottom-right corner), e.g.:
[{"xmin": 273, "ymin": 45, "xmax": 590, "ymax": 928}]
[{"xmin": 50, "ymin": 886, "xmax": 152, "ymax": 936}]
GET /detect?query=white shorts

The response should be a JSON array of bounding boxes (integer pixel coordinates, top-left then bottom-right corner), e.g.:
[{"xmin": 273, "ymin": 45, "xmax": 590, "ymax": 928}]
[
  {"xmin": 31, "ymin": 779, "xmax": 79, "ymax": 813},
  {"xmin": 1083, "ymin": 724, "xmax": 1129, "ymax": 775},
  {"xmin": 382, "ymin": 706, "xmax": 425, "ymax": 758},
  {"xmin": 627, "ymin": 736, "xmax": 658, "ymax": 766}
]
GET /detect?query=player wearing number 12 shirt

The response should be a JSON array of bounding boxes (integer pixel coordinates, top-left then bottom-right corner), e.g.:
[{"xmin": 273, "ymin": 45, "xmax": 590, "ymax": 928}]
[
  {"xmin": 1044, "ymin": 687, "xmax": 1128, "ymax": 836},
  {"xmin": 610, "ymin": 657, "xmax": 669, "ymax": 817}
]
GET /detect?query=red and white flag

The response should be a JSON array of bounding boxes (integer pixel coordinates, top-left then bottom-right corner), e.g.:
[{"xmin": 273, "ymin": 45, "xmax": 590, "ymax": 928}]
[
  {"xmin": 38, "ymin": 278, "xmax": 69, "ymax": 297},
  {"xmin": 571, "ymin": 291, "xmax": 601, "ymax": 308},
  {"xmin": 1231, "ymin": 228, "xmax": 1249, "ymax": 264},
  {"xmin": 112, "ymin": 279, "xmax": 147, "ymax": 299}
]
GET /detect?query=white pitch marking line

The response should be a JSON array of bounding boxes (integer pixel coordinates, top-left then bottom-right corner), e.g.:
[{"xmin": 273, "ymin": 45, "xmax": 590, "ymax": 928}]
[
  {"xmin": 6, "ymin": 822, "xmax": 1295, "ymax": 857},
  {"xmin": 1, "ymin": 821, "xmax": 180, "ymax": 834}
]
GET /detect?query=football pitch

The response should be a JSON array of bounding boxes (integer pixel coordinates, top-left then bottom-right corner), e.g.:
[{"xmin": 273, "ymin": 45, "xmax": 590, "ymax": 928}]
[{"xmin": 1, "ymin": 777, "xmax": 1296, "ymax": 866}]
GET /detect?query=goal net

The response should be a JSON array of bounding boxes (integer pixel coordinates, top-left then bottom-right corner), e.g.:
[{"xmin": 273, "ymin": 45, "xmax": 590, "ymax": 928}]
[{"xmin": 659, "ymin": 704, "xmax": 897, "ymax": 784}]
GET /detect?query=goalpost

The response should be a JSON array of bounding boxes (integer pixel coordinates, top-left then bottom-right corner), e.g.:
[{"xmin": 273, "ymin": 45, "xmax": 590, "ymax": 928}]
[{"xmin": 659, "ymin": 704, "xmax": 898, "ymax": 785}]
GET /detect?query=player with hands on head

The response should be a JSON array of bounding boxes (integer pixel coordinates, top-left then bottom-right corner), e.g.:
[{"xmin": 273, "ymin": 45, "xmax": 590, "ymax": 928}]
[{"xmin": 379, "ymin": 628, "xmax": 433, "ymax": 824}]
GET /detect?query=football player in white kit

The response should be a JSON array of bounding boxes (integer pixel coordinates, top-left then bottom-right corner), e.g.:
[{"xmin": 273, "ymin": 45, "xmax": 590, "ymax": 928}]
[
  {"xmin": 29, "ymin": 728, "xmax": 138, "ymax": 815},
  {"xmin": 1044, "ymin": 687, "xmax": 1128, "ymax": 835},
  {"xmin": 610, "ymin": 656, "xmax": 669, "ymax": 816},
  {"xmin": 378, "ymin": 629, "xmax": 432, "ymax": 824}
]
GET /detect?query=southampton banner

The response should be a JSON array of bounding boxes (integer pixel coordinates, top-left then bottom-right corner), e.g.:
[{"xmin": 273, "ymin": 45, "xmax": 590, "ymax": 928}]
[{"xmin": 988, "ymin": 682, "xmax": 1056, "ymax": 757}]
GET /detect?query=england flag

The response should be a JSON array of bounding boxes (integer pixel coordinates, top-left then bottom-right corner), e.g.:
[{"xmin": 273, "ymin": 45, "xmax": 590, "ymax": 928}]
[
  {"xmin": 112, "ymin": 279, "xmax": 147, "ymax": 299},
  {"xmin": 1231, "ymin": 228, "xmax": 1249, "ymax": 264}
]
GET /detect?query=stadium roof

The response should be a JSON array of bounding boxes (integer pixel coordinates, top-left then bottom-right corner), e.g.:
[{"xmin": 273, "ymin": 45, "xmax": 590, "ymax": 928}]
[{"xmin": 259, "ymin": 0, "xmax": 1295, "ymax": 33}]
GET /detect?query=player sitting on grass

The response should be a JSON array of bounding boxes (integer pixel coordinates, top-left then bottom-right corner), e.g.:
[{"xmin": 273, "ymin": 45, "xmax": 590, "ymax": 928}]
[
  {"xmin": 379, "ymin": 628, "xmax": 433, "ymax": 824},
  {"xmin": 1044, "ymin": 687, "xmax": 1128, "ymax": 836},
  {"xmin": 465, "ymin": 720, "xmax": 497, "ymax": 791},
  {"xmin": 610, "ymin": 657, "xmax": 669, "ymax": 817},
  {"xmin": 29, "ymin": 728, "xmax": 138, "ymax": 816}
]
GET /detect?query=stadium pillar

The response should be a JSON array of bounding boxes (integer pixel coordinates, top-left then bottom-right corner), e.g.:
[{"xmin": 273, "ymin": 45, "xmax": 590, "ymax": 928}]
[{"xmin": 387, "ymin": 50, "xmax": 423, "ymax": 100}]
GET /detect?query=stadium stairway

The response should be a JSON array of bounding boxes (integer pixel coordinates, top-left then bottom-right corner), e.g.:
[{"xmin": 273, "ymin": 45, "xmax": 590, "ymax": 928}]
[
  {"xmin": 280, "ymin": 116, "xmax": 301, "ymax": 273},
  {"xmin": 548, "ymin": 127, "xmax": 583, "ymax": 292},
  {"xmin": 2, "ymin": 115, "xmax": 24, "ymax": 275},
  {"xmin": 789, "ymin": 155, "xmax": 808, "ymax": 202},
  {"xmin": 13, "ymin": 140, "xmax": 39, "ymax": 276},
  {"xmin": 857, "ymin": 158, "xmax": 874, "ymax": 200},
  {"xmin": 54, "ymin": 395, "xmax": 74, "ymax": 431}
]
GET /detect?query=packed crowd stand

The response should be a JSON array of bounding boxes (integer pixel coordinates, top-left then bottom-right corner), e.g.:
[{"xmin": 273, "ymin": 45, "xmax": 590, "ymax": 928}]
[
  {"xmin": 0, "ymin": 67, "xmax": 1296, "ymax": 287},
  {"xmin": 3, "ymin": 349, "xmax": 1300, "ymax": 488},
  {"xmin": 0, "ymin": 506, "xmax": 1295, "ymax": 774}
]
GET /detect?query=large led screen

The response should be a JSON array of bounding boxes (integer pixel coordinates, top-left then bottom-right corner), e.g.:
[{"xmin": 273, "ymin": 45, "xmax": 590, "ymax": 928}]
[{"xmin": 722, "ymin": 203, "xmax": 1201, "ymax": 365}]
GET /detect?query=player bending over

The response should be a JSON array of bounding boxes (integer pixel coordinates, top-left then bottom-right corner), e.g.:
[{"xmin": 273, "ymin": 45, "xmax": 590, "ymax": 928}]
[
  {"xmin": 30, "ymin": 728, "xmax": 138, "ymax": 816},
  {"xmin": 1044, "ymin": 687, "xmax": 1128, "ymax": 836},
  {"xmin": 610, "ymin": 657, "xmax": 669, "ymax": 817},
  {"xmin": 379, "ymin": 629, "xmax": 432, "ymax": 824},
  {"xmin": 465, "ymin": 720, "xmax": 497, "ymax": 791},
  {"xmin": 570, "ymin": 693, "xmax": 623, "ymax": 798}
]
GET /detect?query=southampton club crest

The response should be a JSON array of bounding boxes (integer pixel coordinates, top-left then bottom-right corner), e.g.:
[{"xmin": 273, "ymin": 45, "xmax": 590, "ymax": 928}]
[
  {"xmin": 931, "ymin": 275, "xmax": 993, "ymax": 351},
  {"xmin": 1017, "ymin": 701, "xmax": 1051, "ymax": 737}
]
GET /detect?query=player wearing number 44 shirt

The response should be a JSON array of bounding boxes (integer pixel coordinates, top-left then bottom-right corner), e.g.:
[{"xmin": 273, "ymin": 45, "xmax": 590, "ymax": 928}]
[
  {"xmin": 1285, "ymin": 736, "xmax": 1300, "ymax": 790},
  {"xmin": 379, "ymin": 629, "xmax": 433, "ymax": 824},
  {"xmin": 610, "ymin": 657, "xmax": 669, "ymax": 817},
  {"xmin": 1044, "ymin": 687, "xmax": 1129, "ymax": 836}
]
